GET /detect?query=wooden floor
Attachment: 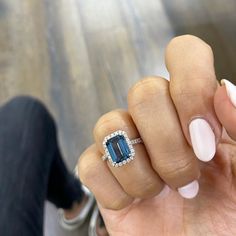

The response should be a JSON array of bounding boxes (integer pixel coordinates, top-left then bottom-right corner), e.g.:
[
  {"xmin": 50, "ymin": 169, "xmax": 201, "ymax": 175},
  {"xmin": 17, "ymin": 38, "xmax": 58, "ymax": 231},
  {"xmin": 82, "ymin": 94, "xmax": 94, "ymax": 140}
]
[{"xmin": 0, "ymin": 0, "xmax": 236, "ymax": 235}]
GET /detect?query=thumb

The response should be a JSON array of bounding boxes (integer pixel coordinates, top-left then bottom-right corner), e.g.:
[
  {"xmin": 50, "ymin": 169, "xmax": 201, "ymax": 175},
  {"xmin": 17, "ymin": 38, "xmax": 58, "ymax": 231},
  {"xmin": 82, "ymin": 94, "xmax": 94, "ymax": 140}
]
[{"xmin": 214, "ymin": 79, "xmax": 236, "ymax": 140}]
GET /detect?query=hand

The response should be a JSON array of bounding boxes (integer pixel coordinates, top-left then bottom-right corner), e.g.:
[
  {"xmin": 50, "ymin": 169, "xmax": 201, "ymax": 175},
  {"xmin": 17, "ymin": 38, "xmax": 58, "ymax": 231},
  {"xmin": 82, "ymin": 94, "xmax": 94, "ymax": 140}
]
[{"xmin": 77, "ymin": 35, "xmax": 236, "ymax": 236}]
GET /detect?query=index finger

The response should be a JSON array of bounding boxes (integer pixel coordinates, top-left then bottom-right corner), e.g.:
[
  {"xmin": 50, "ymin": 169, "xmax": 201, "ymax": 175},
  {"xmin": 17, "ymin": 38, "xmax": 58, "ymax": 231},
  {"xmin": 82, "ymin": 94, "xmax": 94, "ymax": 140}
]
[{"xmin": 165, "ymin": 35, "xmax": 222, "ymax": 162}]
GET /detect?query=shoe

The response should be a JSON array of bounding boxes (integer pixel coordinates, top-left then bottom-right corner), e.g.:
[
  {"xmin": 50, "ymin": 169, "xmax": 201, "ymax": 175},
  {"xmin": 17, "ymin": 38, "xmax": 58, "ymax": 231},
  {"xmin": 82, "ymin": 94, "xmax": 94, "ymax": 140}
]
[
  {"xmin": 59, "ymin": 185, "xmax": 95, "ymax": 230},
  {"xmin": 89, "ymin": 205, "xmax": 109, "ymax": 236}
]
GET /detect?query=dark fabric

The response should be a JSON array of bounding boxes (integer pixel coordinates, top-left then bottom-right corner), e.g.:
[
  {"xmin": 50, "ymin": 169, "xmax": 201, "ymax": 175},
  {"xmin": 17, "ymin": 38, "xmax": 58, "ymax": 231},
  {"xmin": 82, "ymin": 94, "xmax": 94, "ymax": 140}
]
[{"xmin": 0, "ymin": 96, "xmax": 84, "ymax": 236}]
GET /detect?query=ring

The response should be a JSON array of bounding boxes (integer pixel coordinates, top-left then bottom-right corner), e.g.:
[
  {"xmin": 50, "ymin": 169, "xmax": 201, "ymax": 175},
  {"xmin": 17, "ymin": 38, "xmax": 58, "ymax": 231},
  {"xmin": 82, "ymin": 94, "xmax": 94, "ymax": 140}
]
[{"xmin": 102, "ymin": 130, "xmax": 143, "ymax": 167}]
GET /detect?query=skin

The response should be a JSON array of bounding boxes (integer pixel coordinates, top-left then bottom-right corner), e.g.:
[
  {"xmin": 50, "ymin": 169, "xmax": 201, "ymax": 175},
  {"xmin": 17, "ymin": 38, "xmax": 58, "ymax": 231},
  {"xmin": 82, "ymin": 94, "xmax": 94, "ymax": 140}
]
[{"xmin": 78, "ymin": 35, "xmax": 236, "ymax": 236}]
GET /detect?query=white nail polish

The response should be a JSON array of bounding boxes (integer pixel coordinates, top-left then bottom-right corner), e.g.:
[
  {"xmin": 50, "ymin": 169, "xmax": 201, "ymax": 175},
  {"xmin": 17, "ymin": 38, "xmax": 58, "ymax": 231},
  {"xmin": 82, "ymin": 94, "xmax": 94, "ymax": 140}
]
[
  {"xmin": 178, "ymin": 180, "xmax": 199, "ymax": 199},
  {"xmin": 221, "ymin": 79, "xmax": 236, "ymax": 107},
  {"xmin": 189, "ymin": 118, "xmax": 216, "ymax": 162},
  {"xmin": 157, "ymin": 185, "xmax": 170, "ymax": 198}
]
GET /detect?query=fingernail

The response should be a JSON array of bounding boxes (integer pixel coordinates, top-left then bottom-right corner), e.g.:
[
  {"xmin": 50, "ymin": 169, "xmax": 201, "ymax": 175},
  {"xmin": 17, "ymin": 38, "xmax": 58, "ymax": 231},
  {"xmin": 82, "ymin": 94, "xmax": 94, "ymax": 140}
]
[
  {"xmin": 157, "ymin": 185, "xmax": 170, "ymax": 199},
  {"xmin": 189, "ymin": 118, "xmax": 216, "ymax": 162},
  {"xmin": 178, "ymin": 180, "xmax": 199, "ymax": 199},
  {"xmin": 221, "ymin": 79, "xmax": 236, "ymax": 107}
]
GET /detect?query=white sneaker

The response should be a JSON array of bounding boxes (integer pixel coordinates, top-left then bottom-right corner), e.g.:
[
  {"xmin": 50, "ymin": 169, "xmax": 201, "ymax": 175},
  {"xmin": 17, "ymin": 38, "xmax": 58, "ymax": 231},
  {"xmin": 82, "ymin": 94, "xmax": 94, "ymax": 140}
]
[
  {"xmin": 89, "ymin": 206, "xmax": 100, "ymax": 236},
  {"xmin": 59, "ymin": 185, "xmax": 94, "ymax": 230},
  {"xmin": 89, "ymin": 206, "xmax": 108, "ymax": 236}
]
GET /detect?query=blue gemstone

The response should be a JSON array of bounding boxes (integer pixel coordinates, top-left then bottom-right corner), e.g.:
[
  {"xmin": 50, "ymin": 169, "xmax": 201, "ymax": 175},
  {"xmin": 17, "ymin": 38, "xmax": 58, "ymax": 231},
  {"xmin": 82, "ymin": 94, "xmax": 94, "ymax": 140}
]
[{"xmin": 106, "ymin": 135, "xmax": 131, "ymax": 163}]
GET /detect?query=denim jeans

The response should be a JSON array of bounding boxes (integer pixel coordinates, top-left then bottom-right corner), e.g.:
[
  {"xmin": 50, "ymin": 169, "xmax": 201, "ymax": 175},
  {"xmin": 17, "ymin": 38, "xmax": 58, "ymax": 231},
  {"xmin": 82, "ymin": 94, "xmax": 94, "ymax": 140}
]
[{"xmin": 0, "ymin": 96, "xmax": 84, "ymax": 236}]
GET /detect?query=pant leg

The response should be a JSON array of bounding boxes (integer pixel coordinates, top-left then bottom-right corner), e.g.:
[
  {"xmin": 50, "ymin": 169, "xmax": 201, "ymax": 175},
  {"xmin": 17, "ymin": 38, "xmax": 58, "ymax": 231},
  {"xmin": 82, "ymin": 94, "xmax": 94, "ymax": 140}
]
[
  {"xmin": 47, "ymin": 143, "xmax": 84, "ymax": 209},
  {"xmin": 0, "ymin": 96, "xmax": 84, "ymax": 236}
]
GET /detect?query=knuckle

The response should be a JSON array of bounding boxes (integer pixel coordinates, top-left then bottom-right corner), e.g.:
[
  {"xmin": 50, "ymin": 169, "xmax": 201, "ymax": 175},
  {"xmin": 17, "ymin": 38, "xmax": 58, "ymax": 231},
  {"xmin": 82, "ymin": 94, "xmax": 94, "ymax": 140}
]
[
  {"xmin": 167, "ymin": 35, "xmax": 212, "ymax": 54},
  {"xmin": 77, "ymin": 158, "xmax": 90, "ymax": 185},
  {"xmin": 125, "ymin": 178, "xmax": 162, "ymax": 198},
  {"xmin": 78, "ymin": 148, "xmax": 97, "ymax": 185},
  {"xmin": 93, "ymin": 109, "xmax": 126, "ymax": 138},
  {"xmin": 128, "ymin": 77, "xmax": 168, "ymax": 108},
  {"xmin": 105, "ymin": 195, "xmax": 132, "ymax": 210},
  {"xmin": 157, "ymin": 155, "xmax": 198, "ymax": 187},
  {"xmin": 163, "ymin": 160, "xmax": 191, "ymax": 179},
  {"xmin": 168, "ymin": 35, "xmax": 198, "ymax": 46},
  {"xmin": 171, "ymin": 75, "xmax": 216, "ymax": 105}
]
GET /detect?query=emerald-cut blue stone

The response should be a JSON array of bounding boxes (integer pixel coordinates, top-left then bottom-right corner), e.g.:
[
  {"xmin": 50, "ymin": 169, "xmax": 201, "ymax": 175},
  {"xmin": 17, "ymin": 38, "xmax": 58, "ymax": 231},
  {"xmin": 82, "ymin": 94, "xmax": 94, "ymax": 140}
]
[{"xmin": 106, "ymin": 135, "xmax": 131, "ymax": 163}]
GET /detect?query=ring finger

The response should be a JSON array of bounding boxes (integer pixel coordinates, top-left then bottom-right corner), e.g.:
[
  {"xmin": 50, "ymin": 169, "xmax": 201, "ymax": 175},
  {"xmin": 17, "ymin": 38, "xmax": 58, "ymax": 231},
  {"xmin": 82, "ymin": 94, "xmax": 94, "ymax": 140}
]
[{"xmin": 93, "ymin": 109, "xmax": 164, "ymax": 199}]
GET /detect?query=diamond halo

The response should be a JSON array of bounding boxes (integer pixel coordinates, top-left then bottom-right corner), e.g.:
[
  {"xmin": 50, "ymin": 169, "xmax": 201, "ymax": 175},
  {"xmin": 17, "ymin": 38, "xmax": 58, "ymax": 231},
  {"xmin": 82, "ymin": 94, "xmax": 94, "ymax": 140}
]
[{"xmin": 102, "ymin": 130, "xmax": 142, "ymax": 167}]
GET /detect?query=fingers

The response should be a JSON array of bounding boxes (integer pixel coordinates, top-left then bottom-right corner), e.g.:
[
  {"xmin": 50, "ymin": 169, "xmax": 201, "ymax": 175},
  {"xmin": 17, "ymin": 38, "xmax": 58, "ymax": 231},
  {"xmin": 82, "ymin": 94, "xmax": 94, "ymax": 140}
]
[
  {"xmin": 214, "ymin": 80, "xmax": 236, "ymax": 140},
  {"xmin": 128, "ymin": 77, "xmax": 200, "ymax": 197},
  {"xmin": 93, "ymin": 110, "xmax": 164, "ymax": 199},
  {"xmin": 78, "ymin": 35, "xmax": 222, "ymax": 204},
  {"xmin": 165, "ymin": 35, "xmax": 222, "ymax": 162},
  {"xmin": 78, "ymin": 144, "xmax": 134, "ymax": 210}
]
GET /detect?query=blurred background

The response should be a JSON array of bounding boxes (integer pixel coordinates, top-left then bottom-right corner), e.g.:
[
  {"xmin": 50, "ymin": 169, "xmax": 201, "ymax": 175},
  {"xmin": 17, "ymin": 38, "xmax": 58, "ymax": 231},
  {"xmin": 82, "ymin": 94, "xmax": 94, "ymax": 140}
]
[{"xmin": 0, "ymin": 0, "xmax": 235, "ymax": 235}]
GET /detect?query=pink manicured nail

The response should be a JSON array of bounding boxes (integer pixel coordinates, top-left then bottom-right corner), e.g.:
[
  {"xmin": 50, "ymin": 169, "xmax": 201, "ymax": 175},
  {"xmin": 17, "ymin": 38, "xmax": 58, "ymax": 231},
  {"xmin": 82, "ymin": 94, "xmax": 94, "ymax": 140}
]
[
  {"xmin": 178, "ymin": 180, "xmax": 199, "ymax": 199},
  {"xmin": 221, "ymin": 79, "xmax": 236, "ymax": 107},
  {"xmin": 189, "ymin": 118, "xmax": 216, "ymax": 162}
]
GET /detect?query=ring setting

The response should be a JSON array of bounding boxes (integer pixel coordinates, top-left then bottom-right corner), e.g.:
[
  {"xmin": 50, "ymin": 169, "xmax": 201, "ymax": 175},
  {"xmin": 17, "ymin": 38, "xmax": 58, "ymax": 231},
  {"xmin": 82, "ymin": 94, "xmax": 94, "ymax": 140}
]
[{"xmin": 102, "ymin": 130, "xmax": 142, "ymax": 167}]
